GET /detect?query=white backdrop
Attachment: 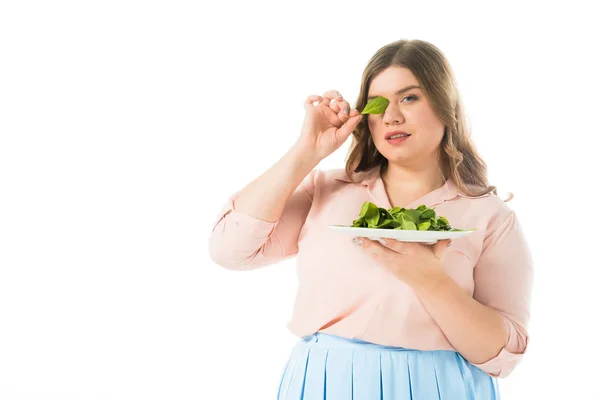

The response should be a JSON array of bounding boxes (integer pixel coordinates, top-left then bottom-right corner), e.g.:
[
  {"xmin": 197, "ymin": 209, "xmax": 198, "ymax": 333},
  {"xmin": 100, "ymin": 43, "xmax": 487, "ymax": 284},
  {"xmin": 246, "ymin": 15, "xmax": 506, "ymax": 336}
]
[{"xmin": 1, "ymin": 1, "xmax": 599, "ymax": 399}]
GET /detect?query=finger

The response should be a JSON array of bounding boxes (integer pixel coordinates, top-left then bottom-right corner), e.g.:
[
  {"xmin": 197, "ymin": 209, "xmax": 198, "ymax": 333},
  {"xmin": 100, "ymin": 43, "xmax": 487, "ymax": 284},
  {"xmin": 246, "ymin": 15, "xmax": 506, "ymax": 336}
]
[
  {"xmin": 336, "ymin": 107, "xmax": 348, "ymax": 123},
  {"xmin": 304, "ymin": 95, "xmax": 323, "ymax": 112},
  {"xmin": 334, "ymin": 112, "xmax": 364, "ymax": 144},
  {"xmin": 332, "ymin": 99, "xmax": 349, "ymax": 111},
  {"xmin": 378, "ymin": 238, "xmax": 409, "ymax": 254},
  {"xmin": 318, "ymin": 96, "xmax": 331, "ymax": 106},
  {"xmin": 319, "ymin": 90, "xmax": 343, "ymax": 106},
  {"xmin": 329, "ymin": 100, "xmax": 341, "ymax": 113},
  {"xmin": 361, "ymin": 238, "xmax": 397, "ymax": 261},
  {"xmin": 334, "ymin": 100, "xmax": 351, "ymax": 119},
  {"xmin": 323, "ymin": 89, "xmax": 343, "ymax": 100},
  {"xmin": 304, "ymin": 95, "xmax": 322, "ymax": 106},
  {"xmin": 432, "ymin": 239, "xmax": 451, "ymax": 260},
  {"xmin": 348, "ymin": 108, "xmax": 361, "ymax": 118},
  {"xmin": 358, "ymin": 238, "xmax": 386, "ymax": 251}
]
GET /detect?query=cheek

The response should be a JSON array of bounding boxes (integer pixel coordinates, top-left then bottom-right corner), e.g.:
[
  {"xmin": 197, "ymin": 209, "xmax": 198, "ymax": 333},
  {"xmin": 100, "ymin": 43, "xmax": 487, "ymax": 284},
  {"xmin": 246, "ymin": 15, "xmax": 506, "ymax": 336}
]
[
  {"xmin": 410, "ymin": 110, "xmax": 445, "ymax": 147},
  {"xmin": 418, "ymin": 108, "xmax": 445, "ymax": 134},
  {"xmin": 420, "ymin": 130, "xmax": 444, "ymax": 149},
  {"xmin": 367, "ymin": 117, "xmax": 378, "ymax": 133}
]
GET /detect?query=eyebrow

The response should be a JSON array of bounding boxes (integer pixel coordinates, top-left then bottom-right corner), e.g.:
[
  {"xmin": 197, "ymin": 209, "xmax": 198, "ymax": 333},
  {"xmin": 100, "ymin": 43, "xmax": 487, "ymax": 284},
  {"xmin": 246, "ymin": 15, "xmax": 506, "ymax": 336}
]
[{"xmin": 367, "ymin": 85, "xmax": 422, "ymax": 100}]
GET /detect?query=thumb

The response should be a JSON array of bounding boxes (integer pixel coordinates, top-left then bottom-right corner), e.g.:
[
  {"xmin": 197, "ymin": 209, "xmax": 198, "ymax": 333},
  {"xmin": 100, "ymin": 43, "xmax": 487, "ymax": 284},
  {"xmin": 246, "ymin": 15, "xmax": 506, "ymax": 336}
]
[
  {"xmin": 336, "ymin": 114, "xmax": 364, "ymax": 142},
  {"xmin": 432, "ymin": 239, "xmax": 451, "ymax": 260}
]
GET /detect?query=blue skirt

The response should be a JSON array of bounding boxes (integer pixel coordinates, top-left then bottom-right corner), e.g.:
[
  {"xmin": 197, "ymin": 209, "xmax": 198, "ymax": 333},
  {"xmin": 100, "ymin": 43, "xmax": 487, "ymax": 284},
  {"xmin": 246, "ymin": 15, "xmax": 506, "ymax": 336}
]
[{"xmin": 277, "ymin": 332, "xmax": 500, "ymax": 400}]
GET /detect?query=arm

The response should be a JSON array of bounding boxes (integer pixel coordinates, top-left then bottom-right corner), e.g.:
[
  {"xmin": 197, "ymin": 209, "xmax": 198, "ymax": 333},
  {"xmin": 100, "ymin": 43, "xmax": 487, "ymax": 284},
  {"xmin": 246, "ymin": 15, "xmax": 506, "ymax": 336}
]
[
  {"xmin": 412, "ymin": 275, "xmax": 508, "ymax": 368},
  {"xmin": 208, "ymin": 144, "xmax": 321, "ymax": 270},
  {"xmin": 413, "ymin": 210, "xmax": 534, "ymax": 378}
]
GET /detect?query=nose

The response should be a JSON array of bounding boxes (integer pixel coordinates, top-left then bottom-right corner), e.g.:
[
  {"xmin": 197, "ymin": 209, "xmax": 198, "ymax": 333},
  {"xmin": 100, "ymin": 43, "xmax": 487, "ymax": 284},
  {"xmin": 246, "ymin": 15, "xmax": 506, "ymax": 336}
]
[{"xmin": 383, "ymin": 104, "xmax": 404, "ymax": 125}]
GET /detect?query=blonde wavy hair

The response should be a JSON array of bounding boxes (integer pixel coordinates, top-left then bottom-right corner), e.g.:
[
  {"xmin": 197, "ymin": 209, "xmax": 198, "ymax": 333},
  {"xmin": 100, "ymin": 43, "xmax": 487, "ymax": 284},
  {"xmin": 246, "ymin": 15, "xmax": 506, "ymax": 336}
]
[{"xmin": 346, "ymin": 39, "xmax": 512, "ymax": 201}]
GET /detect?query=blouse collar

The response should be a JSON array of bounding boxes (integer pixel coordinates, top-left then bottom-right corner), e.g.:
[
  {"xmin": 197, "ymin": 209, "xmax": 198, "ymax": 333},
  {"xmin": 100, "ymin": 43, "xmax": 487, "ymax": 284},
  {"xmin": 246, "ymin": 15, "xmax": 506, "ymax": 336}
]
[{"xmin": 333, "ymin": 164, "xmax": 491, "ymax": 207}]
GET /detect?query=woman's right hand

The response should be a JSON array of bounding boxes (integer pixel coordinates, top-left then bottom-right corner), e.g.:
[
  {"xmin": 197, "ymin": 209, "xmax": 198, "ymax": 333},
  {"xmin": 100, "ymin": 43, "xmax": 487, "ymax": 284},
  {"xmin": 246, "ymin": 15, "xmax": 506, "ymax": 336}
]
[{"xmin": 295, "ymin": 90, "xmax": 364, "ymax": 162}]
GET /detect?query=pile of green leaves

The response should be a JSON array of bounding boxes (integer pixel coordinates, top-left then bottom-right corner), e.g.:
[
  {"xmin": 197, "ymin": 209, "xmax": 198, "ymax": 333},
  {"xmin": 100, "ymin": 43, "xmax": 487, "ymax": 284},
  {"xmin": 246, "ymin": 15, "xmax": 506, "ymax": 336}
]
[
  {"xmin": 352, "ymin": 202, "xmax": 464, "ymax": 231},
  {"xmin": 361, "ymin": 96, "xmax": 389, "ymax": 114}
]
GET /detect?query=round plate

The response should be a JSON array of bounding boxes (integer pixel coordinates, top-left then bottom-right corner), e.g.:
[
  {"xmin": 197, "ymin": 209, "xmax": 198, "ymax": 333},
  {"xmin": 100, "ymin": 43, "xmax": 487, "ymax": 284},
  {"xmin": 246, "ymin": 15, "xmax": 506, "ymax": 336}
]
[{"xmin": 328, "ymin": 225, "xmax": 476, "ymax": 243}]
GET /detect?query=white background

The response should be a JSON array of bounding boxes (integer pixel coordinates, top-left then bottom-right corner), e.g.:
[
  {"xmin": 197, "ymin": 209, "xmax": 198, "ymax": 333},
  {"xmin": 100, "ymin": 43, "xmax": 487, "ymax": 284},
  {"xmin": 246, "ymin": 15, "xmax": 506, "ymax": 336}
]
[{"xmin": 1, "ymin": 1, "xmax": 598, "ymax": 399}]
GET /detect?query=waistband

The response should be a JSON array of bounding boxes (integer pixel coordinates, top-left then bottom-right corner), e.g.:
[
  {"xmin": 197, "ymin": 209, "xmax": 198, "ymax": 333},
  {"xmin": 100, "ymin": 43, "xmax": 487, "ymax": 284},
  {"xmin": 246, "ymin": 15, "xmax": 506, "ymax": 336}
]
[{"xmin": 300, "ymin": 332, "xmax": 414, "ymax": 352}]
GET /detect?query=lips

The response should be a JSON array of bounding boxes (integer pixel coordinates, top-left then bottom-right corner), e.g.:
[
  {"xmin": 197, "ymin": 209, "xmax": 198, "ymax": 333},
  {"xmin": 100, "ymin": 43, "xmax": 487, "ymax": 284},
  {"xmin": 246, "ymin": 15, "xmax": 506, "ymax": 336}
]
[{"xmin": 385, "ymin": 130, "xmax": 411, "ymax": 139}]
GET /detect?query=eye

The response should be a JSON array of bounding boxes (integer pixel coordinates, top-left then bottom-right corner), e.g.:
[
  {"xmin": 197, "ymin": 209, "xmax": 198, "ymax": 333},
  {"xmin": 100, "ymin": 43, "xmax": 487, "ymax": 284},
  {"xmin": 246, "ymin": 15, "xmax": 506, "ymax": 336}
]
[{"xmin": 403, "ymin": 95, "xmax": 418, "ymax": 102}]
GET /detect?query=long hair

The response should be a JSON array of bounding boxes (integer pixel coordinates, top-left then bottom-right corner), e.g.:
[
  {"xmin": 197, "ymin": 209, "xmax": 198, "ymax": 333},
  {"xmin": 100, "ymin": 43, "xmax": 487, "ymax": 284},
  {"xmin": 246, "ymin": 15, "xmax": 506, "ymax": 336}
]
[{"xmin": 346, "ymin": 39, "xmax": 510, "ymax": 200}]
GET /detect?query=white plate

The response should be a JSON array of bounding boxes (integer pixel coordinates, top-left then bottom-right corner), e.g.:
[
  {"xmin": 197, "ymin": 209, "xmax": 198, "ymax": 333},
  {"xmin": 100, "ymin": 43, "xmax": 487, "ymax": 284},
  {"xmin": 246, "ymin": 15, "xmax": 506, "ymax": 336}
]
[{"xmin": 328, "ymin": 225, "xmax": 476, "ymax": 243}]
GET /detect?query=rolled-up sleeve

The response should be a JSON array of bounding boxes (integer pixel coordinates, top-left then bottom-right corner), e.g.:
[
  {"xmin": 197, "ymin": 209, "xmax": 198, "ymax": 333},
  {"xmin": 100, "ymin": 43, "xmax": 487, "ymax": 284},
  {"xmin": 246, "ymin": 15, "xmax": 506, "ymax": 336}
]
[
  {"xmin": 208, "ymin": 169, "xmax": 316, "ymax": 270},
  {"xmin": 471, "ymin": 209, "xmax": 534, "ymax": 378}
]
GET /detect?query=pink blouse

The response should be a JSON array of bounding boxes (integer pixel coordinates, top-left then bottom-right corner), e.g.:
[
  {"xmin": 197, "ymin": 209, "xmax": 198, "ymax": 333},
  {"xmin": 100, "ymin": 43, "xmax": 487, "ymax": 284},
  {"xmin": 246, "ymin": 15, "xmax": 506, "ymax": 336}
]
[{"xmin": 208, "ymin": 165, "xmax": 533, "ymax": 379}]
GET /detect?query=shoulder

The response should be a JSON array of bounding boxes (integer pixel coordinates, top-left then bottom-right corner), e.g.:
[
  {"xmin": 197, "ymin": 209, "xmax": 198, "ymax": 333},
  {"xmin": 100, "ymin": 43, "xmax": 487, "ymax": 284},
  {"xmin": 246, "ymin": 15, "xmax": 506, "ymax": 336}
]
[
  {"xmin": 309, "ymin": 168, "xmax": 359, "ymax": 185},
  {"xmin": 302, "ymin": 168, "xmax": 372, "ymax": 200},
  {"xmin": 455, "ymin": 184, "xmax": 515, "ymax": 232},
  {"xmin": 297, "ymin": 168, "xmax": 349, "ymax": 193},
  {"xmin": 311, "ymin": 166, "xmax": 379, "ymax": 186}
]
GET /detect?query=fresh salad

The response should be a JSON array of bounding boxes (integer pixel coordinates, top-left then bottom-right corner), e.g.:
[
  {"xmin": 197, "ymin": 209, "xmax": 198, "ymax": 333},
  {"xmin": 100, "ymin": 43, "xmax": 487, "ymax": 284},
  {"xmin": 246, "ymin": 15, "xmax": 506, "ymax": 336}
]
[{"xmin": 351, "ymin": 201, "xmax": 467, "ymax": 231}]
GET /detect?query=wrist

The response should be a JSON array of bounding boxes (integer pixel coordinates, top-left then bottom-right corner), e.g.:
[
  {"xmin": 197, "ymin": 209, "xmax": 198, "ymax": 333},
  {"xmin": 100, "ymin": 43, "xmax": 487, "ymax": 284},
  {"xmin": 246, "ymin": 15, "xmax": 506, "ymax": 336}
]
[
  {"xmin": 410, "ymin": 268, "xmax": 451, "ymax": 293},
  {"xmin": 289, "ymin": 142, "xmax": 322, "ymax": 167}
]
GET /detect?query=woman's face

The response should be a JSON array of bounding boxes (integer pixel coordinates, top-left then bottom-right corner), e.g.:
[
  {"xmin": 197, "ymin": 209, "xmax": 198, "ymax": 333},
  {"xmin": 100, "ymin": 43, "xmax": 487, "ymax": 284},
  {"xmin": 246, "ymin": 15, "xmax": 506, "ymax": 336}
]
[{"xmin": 367, "ymin": 66, "xmax": 445, "ymax": 165}]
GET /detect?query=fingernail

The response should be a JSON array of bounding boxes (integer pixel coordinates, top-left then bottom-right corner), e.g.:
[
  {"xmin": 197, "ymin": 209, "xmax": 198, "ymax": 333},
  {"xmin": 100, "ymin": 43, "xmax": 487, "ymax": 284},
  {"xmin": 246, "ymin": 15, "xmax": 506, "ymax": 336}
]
[
  {"xmin": 352, "ymin": 237, "xmax": 363, "ymax": 246},
  {"xmin": 344, "ymin": 106, "xmax": 349, "ymax": 115},
  {"xmin": 379, "ymin": 238, "xmax": 387, "ymax": 245}
]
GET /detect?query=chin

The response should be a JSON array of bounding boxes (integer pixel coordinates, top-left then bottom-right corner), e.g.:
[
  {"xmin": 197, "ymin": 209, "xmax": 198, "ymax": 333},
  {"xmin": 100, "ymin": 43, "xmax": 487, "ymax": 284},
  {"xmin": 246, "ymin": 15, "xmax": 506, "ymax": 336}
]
[
  {"xmin": 380, "ymin": 151, "xmax": 412, "ymax": 164},
  {"xmin": 379, "ymin": 143, "xmax": 411, "ymax": 155}
]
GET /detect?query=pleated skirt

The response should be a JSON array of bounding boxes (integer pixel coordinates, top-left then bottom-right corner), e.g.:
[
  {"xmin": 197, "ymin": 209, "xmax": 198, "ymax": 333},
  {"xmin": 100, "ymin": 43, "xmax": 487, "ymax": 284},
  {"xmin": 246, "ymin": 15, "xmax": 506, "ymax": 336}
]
[{"xmin": 277, "ymin": 332, "xmax": 500, "ymax": 400}]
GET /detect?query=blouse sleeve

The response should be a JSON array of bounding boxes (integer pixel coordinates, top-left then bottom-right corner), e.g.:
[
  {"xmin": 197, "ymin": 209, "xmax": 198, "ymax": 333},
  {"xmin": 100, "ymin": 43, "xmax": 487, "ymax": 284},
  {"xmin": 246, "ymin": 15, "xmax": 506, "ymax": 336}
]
[
  {"xmin": 470, "ymin": 209, "xmax": 534, "ymax": 378},
  {"xmin": 208, "ymin": 169, "xmax": 316, "ymax": 270}
]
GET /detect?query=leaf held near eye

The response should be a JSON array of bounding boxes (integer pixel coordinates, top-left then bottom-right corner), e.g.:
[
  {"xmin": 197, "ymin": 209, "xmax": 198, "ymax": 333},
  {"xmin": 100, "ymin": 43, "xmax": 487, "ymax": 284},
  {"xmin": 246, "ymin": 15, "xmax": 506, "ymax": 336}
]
[{"xmin": 361, "ymin": 96, "xmax": 390, "ymax": 114}]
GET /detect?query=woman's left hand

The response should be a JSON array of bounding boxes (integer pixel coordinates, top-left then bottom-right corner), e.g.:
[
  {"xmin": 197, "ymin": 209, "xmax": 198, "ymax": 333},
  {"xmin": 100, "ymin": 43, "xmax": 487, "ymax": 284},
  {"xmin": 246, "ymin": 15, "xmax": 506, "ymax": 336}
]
[{"xmin": 353, "ymin": 237, "xmax": 452, "ymax": 288}]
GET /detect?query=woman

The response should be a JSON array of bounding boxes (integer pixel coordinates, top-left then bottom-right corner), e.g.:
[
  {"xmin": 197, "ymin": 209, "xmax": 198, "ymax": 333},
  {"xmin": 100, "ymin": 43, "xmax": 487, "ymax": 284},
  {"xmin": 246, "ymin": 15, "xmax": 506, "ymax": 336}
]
[{"xmin": 209, "ymin": 39, "xmax": 533, "ymax": 399}]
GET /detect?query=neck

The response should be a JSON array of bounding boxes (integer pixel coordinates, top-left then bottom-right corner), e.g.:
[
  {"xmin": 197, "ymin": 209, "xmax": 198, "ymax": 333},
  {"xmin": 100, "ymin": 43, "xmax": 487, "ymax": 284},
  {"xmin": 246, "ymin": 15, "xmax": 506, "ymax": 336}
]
[{"xmin": 381, "ymin": 159, "xmax": 446, "ymax": 194}]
